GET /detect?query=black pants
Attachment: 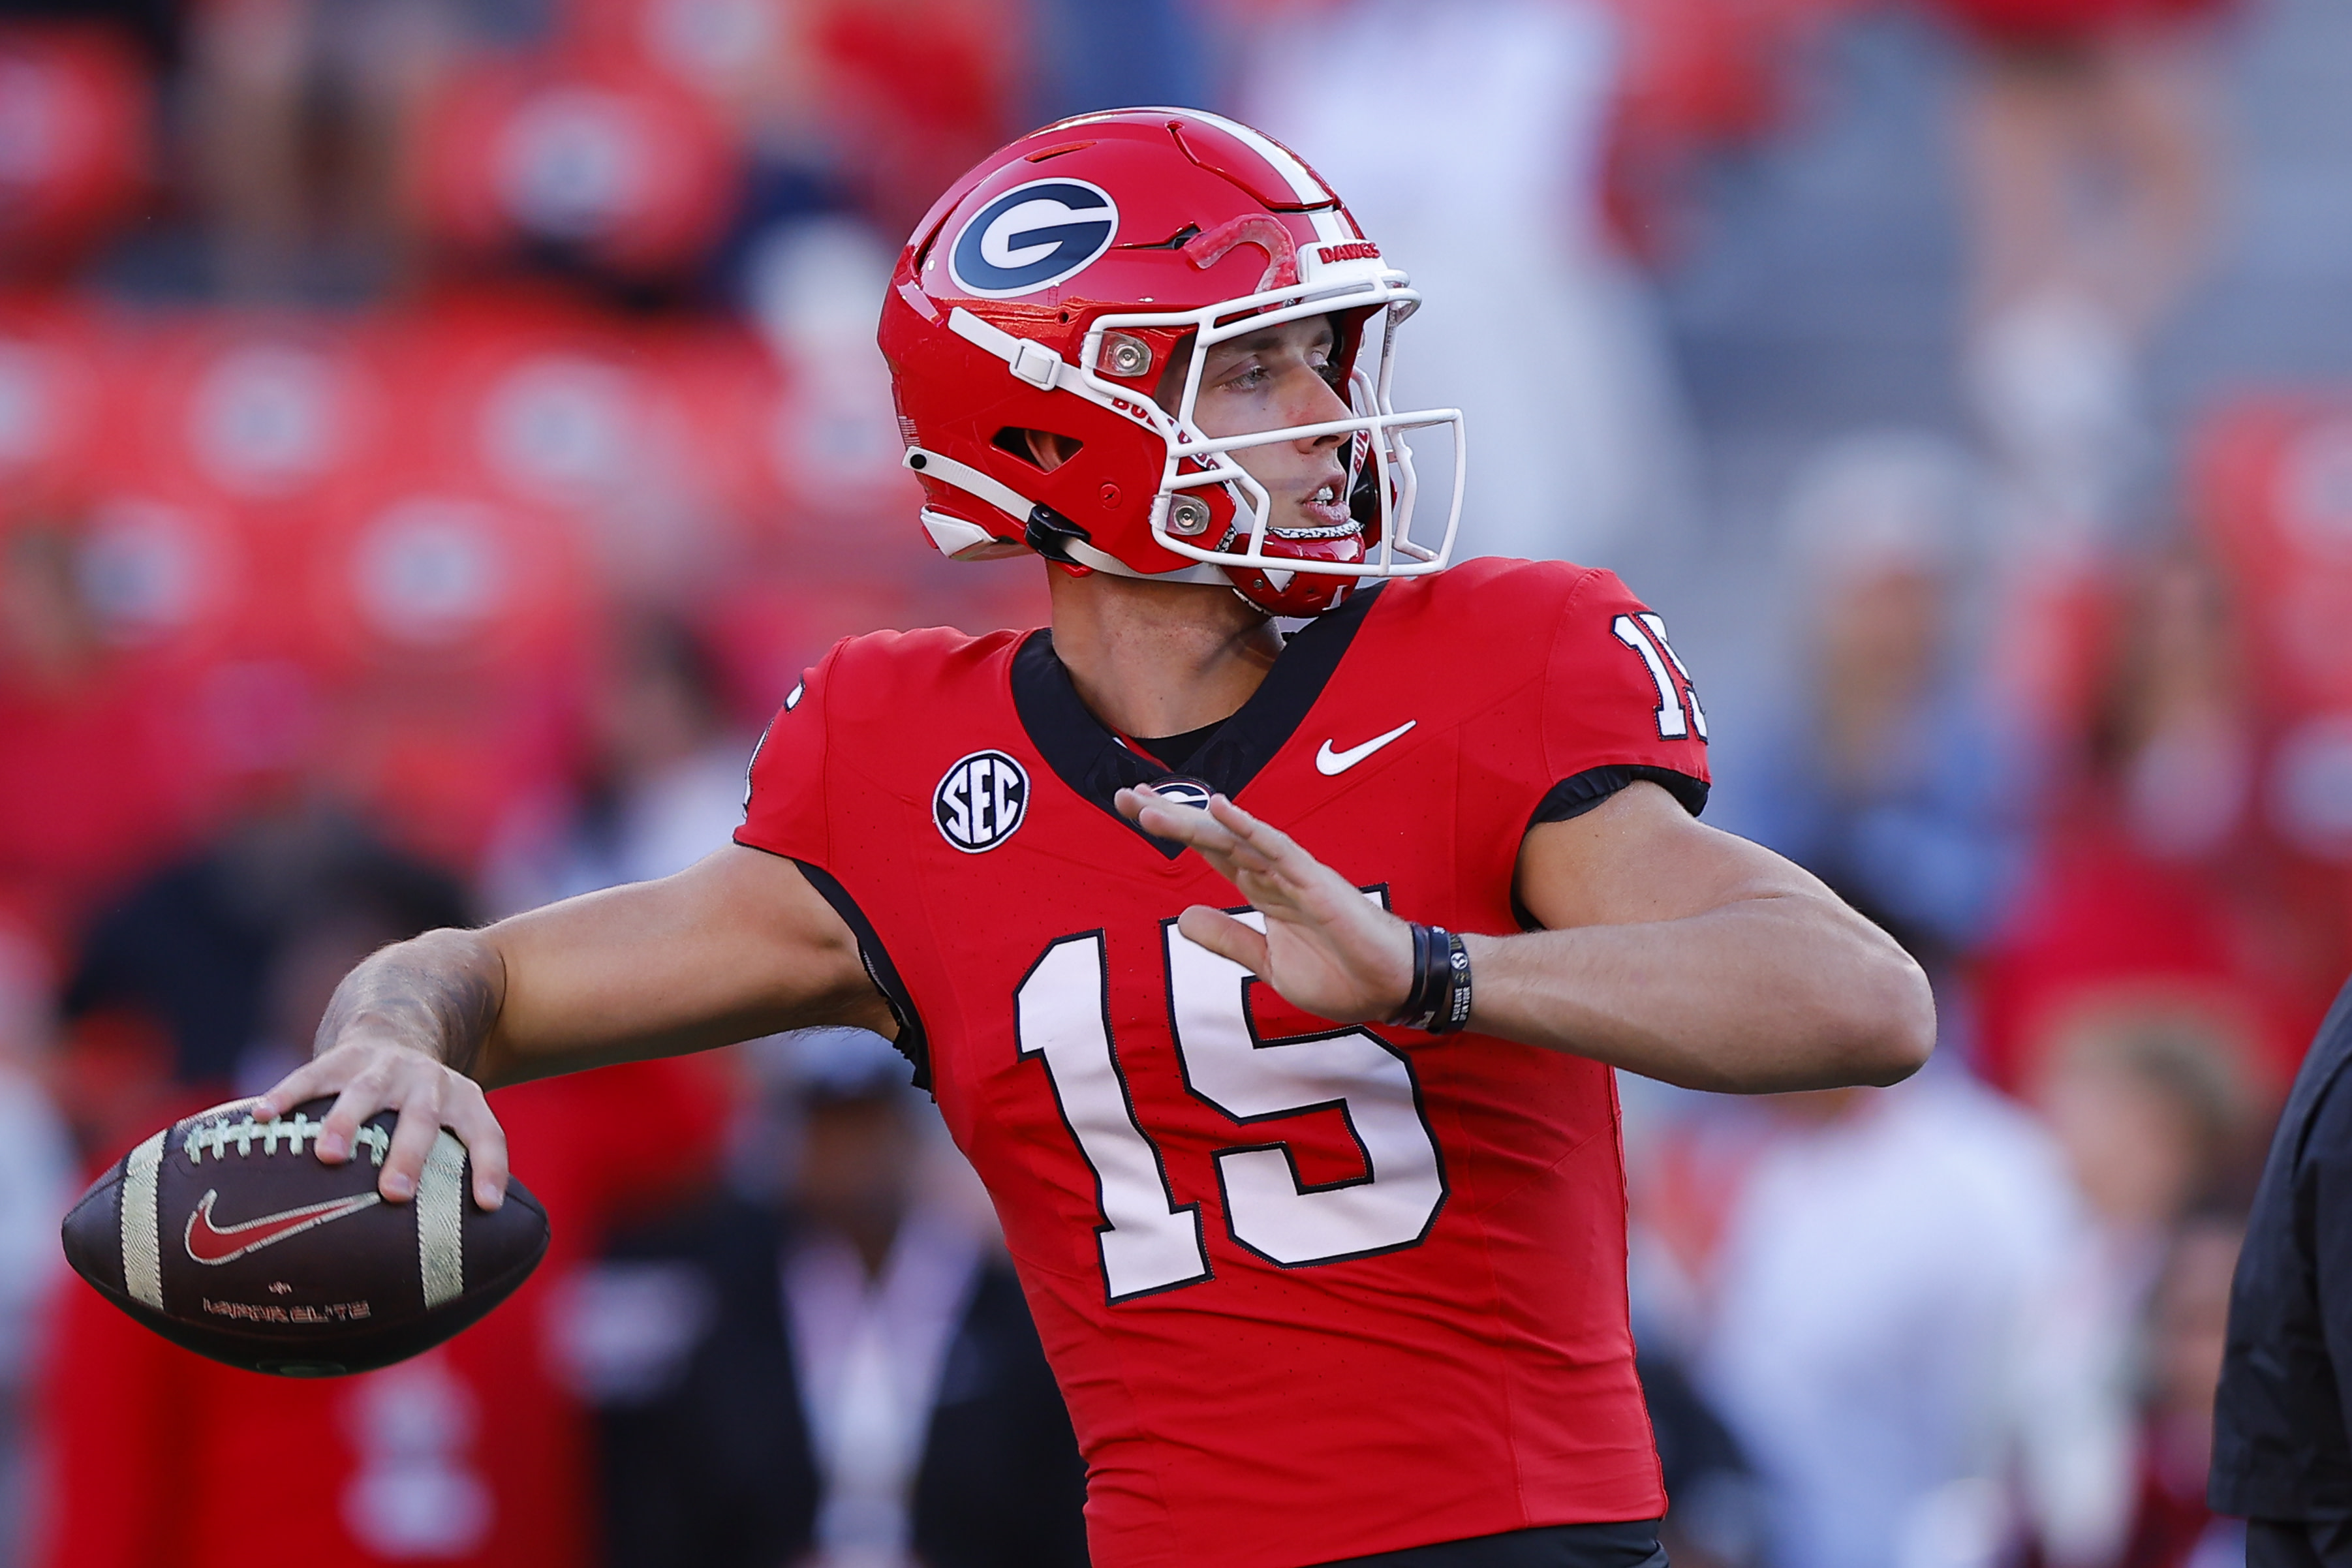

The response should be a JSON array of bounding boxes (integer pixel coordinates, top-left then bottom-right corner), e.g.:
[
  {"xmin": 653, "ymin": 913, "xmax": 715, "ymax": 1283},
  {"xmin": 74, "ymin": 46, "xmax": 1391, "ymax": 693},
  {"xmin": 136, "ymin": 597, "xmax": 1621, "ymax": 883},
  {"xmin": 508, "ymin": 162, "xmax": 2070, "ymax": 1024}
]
[
  {"xmin": 2251, "ymin": 1516, "xmax": 2352, "ymax": 1568},
  {"xmin": 1314, "ymin": 1520, "xmax": 1665, "ymax": 1568}
]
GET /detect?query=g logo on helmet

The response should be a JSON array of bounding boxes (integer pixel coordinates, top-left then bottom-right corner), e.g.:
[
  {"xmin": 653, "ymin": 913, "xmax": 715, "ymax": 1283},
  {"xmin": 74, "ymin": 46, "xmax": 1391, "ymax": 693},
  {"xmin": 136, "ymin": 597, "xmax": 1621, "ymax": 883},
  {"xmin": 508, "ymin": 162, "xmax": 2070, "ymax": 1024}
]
[{"xmin": 948, "ymin": 179, "xmax": 1119, "ymax": 298}]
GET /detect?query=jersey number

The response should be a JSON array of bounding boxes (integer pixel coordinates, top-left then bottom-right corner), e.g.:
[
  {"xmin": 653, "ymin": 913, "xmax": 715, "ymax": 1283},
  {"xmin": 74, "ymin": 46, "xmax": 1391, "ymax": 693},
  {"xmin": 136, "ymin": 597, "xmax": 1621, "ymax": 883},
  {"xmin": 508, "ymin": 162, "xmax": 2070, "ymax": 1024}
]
[
  {"xmin": 1612, "ymin": 613, "xmax": 1708, "ymax": 741},
  {"xmin": 1014, "ymin": 898, "xmax": 1447, "ymax": 1302}
]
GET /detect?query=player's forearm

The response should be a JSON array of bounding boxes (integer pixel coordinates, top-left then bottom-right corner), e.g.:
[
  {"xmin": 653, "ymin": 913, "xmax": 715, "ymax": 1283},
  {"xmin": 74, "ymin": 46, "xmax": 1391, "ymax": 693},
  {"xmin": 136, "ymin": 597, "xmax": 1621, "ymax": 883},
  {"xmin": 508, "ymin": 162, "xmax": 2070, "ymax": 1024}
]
[
  {"xmin": 1462, "ymin": 893, "xmax": 1936, "ymax": 1092},
  {"xmin": 311, "ymin": 851, "xmax": 893, "ymax": 1090},
  {"xmin": 475, "ymin": 848, "xmax": 896, "ymax": 1085},
  {"xmin": 311, "ymin": 927, "xmax": 506, "ymax": 1079}
]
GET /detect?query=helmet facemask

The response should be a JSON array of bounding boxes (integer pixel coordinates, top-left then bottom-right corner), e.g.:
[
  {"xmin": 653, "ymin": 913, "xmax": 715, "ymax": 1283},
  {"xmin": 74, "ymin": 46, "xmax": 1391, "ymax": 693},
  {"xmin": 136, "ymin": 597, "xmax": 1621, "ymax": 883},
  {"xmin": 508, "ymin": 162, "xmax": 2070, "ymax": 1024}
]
[{"xmin": 1074, "ymin": 269, "xmax": 1465, "ymax": 616}]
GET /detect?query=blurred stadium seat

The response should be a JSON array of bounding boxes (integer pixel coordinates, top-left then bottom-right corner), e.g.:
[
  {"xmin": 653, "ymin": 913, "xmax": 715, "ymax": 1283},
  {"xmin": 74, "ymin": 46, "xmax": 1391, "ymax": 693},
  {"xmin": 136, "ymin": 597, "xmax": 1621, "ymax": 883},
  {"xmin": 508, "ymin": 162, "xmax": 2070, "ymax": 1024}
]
[
  {"xmin": 0, "ymin": 24, "xmax": 149, "ymax": 277},
  {"xmin": 418, "ymin": 52, "xmax": 741, "ymax": 281},
  {"xmin": 303, "ymin": 472, "xmax": 595, "ymax": 865},
  {"xmin": 120, "ymin": 312, "xmax": 392, "ymax": 515},
  {"xmin": 0, "ymin": 294, "xmax": 110, "ymax": 507}
]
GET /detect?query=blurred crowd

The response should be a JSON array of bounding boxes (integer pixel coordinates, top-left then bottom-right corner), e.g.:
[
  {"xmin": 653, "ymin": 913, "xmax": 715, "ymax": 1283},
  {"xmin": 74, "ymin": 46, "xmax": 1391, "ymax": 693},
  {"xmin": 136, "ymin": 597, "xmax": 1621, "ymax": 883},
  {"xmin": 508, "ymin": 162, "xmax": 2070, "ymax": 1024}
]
[{"xmin": 0, "ymin": 0, "xmax": 2344, "ymax": 1566}]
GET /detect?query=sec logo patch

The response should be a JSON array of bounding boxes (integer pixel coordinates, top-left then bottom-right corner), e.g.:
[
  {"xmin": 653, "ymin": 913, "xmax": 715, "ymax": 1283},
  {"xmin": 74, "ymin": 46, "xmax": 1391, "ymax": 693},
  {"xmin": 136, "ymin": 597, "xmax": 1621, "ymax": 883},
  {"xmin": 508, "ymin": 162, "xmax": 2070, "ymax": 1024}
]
[{"xmin": 935, "ymin": 750, "xmax": 1029, "ymax": 852}]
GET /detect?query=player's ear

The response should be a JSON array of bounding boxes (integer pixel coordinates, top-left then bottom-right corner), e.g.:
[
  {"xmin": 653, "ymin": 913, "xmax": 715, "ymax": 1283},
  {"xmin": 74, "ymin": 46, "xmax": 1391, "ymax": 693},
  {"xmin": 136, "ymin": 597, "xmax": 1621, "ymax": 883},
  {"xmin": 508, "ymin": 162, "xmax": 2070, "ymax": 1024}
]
[
  {"xmin": 1029, "ymin": 431, "xmax": 1081, "ymax": 470},
  {"xmin": 995, "ymin": 427, "xmax": 1083, "ymax": 472}
]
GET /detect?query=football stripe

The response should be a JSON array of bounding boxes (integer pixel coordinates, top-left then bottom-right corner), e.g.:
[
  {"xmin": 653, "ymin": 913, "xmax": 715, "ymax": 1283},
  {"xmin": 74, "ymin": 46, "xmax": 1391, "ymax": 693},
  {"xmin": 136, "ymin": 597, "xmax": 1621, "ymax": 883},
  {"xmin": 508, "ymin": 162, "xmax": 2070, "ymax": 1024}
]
[
  {"xmin": 418, "ymin": 1131, "xmax": 465, "ymax": 1308},
  {"xmin": 120, "ymin": 1131, "xmax": 167, "ymax": 1310}
]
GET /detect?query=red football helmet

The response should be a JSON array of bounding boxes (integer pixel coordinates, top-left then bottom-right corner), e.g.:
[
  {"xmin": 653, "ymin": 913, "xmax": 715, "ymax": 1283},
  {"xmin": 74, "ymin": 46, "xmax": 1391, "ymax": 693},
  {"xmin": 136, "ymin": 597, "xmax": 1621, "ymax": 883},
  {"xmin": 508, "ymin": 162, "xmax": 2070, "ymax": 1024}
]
[{"xmin": 878, "ymin": 107, "xmax": 1464, "ymax": 616}]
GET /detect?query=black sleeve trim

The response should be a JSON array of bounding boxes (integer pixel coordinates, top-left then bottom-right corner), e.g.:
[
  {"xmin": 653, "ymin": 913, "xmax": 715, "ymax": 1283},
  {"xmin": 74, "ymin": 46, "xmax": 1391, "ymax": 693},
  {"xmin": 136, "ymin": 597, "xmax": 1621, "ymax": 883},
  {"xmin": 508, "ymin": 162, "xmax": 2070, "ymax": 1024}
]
[
  {"xmin": 1526, "ymin": 765, "xmax": 1709, "ymax": 831},
  {"xmin": 792, "ymin": 860, "xmax": 932, "ymax": 1094}
]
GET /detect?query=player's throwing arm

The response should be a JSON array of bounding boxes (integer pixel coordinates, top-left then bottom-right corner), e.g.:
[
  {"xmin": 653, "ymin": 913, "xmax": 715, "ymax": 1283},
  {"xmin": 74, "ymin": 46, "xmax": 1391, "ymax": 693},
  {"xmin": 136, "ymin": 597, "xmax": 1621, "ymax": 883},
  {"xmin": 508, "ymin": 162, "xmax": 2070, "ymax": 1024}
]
[{"xmin": 256, "ymin": 844, "xmax": 898, "ymax": 1207}]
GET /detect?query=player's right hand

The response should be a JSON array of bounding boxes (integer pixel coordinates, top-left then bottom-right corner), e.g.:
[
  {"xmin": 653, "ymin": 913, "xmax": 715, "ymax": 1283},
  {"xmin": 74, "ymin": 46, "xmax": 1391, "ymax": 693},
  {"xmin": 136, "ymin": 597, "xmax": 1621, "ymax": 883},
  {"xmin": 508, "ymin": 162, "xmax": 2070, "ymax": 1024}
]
[
  {"xmin": 253, "ymin": 1040, "xmax": 509, "ymax": 1213},
  {"xmin": 1118, "ymin": 784, "xmax": 1416, "ymax": 1026}
]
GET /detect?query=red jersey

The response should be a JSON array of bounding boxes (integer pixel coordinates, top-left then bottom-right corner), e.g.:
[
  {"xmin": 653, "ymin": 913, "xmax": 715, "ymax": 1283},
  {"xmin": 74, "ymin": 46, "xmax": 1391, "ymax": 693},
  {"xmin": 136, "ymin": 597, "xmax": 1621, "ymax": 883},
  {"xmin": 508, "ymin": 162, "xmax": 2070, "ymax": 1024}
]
[{"xmin": 736, "ymin": 558, "xmax": 1710, "ymax": 1567}]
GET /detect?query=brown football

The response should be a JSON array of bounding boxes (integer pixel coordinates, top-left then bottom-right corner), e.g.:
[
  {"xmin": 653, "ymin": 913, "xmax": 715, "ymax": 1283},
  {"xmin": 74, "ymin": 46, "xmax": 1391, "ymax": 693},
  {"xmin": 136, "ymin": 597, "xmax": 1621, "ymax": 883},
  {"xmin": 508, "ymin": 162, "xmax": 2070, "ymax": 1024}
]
[{"xmin": 60, "ymin": 1096, "xmax": 549, "ymax": 1377}]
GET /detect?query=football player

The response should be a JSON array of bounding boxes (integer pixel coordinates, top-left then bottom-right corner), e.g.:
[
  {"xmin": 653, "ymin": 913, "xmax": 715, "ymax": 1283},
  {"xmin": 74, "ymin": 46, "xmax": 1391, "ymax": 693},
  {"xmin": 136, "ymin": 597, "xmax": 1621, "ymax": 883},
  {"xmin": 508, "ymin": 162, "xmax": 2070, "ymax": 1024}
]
[{"xmin": 260, "ymin": 110, "xmax": 1936, "ymax": 1568}]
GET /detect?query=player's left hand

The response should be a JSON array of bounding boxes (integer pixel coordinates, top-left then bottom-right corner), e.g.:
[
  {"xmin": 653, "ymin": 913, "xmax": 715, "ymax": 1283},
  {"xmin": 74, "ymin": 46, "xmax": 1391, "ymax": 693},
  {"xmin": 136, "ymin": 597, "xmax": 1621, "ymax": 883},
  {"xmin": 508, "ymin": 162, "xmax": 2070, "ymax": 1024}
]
[{"xmin": 1117, "ymin": 786, "xmax": 1414, "ymax": 1025}]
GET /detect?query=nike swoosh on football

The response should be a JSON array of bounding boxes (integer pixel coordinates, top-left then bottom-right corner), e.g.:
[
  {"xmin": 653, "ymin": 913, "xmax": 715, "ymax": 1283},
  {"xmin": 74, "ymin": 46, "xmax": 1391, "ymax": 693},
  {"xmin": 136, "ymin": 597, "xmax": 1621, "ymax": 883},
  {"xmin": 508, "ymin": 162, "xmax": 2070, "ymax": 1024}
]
[
  {"xmin": 183, "ymin": 1188, "xmax": 382, "ymax": 1266},
  {"xmin": 1315, "ymin": 720, "xmax": 1417, "ymax": 776}
]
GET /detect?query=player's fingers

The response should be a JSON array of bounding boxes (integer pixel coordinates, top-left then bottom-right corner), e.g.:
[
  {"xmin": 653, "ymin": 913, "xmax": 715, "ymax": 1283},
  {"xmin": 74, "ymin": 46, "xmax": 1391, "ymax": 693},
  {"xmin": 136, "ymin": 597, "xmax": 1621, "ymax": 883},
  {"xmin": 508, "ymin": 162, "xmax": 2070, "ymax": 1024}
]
[
  {"xmin": 1121, "ymin": 788, "xmax": 1230, "ymax": 845},
  {"xmin": 1134, "ymin": 794, "xmax": 1278, "ymax": 868},
  {"xmin": 317, "ymin": 1060, "xmax": 393, "ymax": 1164},
  {"xmin": 444, "ymin": 1079, "xmax": 508, "ymax": 1211},
  {"xmin": 1208, "ymin": 795, "xmax": 1305, "ymax": 865},
  {"xmin": 1142, "ymin": 812, "xmax": 1278, "ymax": 883},
  {"xmin": 1177, "ymin": 906, "xmax": 1271, "ymax": 977},
  {"xmin": 250, "ymin": 1052, "xmax": 348, "ymax": 1123},
  {"xmin": 377, "ymin": 1075, "xmax": 449, "ymax": 1204}
]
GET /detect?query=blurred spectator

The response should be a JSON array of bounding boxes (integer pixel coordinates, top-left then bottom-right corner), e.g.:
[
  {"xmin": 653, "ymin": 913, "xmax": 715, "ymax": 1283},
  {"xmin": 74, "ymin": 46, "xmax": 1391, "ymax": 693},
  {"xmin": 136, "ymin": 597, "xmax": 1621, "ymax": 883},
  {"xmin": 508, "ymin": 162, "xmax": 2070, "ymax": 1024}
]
[
  {"xmin": 568, "ymin": 1028, "xmax": 1087, "ymax": 1568},
  {"xmin": 0, "ymin": 521, "xmax": 205, "ymax": 941},
  {"xmin": 1635, "ymin": 1343, "xmax": 1765, "ymax": 1568},
  {"xmin": 0, "ymin": 23, "xmax": 154, "ymax": 281},
  {"xmin": 484, "ymin": 613, "xmax": 750, "ymax": 914},
  {"xmin": 1235, "ymin": 0, "xmax": 1698, "ymax": 568},
  {"xmin": 1692, "ymin": 1076, "xmax": 2123, "ymax": 1568},
  {"xmin": 2015, "ymin": 999, "xmax": 2261, "ymax": 1566},
  {"xmin": 1724, "ymin": 431, "xmax": 2034, "ymax": 969},
  {"xmin": 0, "ymin": 925, "xmax": 74, "ymax": 1568},
  {"xmin": 1974, "ymin": 549, "xmax": 2322, "ymax": 1100},
  {"xmin": 2112, "ymin": 1212, "xmax": 2244, "ymax": 1568},
  {"xmin": 1595, "ymin": 0, "xmax": 1850, "ymax": 262},
  {"xmin": 2084, "ymin": 549, "xmax": 2252, "ymax": 865},
  {"xmin": 1940, "ymin": 0, "xmax": 2229, "ymax": 335},
  {"xmin": 2028, "ymin": 995, "xmax": 2259, "ymax": 1252},
  {"xmin": 188, "ymin": 0, "xmax": 548, "ymax": 296},
  {"xmin": 62, "ymin": 790, "xmax": 470, "ymax": 1097},
  {"xmin": 1940, "ymin": 0, "xmax": 2234, "ymax": 542}
]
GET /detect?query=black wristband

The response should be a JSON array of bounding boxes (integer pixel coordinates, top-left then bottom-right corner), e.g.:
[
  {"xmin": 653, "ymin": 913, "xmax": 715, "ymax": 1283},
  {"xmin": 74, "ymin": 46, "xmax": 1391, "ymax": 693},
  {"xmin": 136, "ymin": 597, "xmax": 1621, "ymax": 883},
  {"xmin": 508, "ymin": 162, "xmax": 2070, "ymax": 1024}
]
[
  {"xmin": 1394, "ymin": 921, "xmax": 1437, "ymax": 1027},
  {"xmin": 1391, "ymin": 923, "xmax": 1473, "ymax": 1035}
]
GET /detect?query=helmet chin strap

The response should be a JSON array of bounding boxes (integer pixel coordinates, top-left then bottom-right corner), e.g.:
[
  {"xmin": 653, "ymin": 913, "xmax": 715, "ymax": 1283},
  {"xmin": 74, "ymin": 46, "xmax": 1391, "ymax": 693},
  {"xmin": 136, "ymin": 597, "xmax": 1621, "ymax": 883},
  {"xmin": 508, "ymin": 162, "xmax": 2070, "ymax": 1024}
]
[{"xmin": 901, "ymin": 448, "xmax": 1227, "ymax": 585}]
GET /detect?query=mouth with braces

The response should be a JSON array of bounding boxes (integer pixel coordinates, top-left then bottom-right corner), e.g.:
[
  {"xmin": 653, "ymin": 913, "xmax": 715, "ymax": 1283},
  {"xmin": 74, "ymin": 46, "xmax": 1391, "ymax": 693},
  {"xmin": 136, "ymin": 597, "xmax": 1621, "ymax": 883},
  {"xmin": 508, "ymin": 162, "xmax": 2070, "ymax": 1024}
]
[{"xmin": 1288, "ymin": 471, "xmax": 1356, "ymax": 535}]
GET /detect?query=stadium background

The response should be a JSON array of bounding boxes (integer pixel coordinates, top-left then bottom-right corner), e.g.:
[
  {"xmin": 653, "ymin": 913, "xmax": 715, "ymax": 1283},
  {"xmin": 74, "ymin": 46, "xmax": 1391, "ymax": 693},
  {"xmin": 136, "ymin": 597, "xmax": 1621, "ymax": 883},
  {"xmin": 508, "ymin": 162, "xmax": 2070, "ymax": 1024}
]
[{"xmin": 1, "ymin": 0, "xmax": 2347, "ymax": 1564}]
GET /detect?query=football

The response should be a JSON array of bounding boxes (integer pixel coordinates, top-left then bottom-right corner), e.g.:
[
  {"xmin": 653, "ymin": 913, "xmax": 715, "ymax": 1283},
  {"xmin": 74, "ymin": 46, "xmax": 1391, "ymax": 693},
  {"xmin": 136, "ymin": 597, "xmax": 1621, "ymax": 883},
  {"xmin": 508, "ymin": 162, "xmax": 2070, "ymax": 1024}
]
[{"xmin": 61, "ymin": 1096, "xmax": 549, "ymax": 1377}]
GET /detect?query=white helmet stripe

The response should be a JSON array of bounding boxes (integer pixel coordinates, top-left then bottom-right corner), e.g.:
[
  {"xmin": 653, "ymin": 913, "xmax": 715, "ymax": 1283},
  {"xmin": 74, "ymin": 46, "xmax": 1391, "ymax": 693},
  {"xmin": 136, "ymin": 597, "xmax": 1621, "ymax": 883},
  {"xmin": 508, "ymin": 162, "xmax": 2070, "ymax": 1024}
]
[{"xmin": 1134, "ymin": 106, "xmax": 1332, "ymax": 207}]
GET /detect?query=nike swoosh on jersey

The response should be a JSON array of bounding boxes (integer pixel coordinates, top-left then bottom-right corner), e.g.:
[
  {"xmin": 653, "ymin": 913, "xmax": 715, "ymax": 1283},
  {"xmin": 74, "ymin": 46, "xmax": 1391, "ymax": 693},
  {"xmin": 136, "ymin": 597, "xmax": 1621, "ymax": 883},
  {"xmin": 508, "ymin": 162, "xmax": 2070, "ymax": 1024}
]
[
  {"xmin": 1315, "ymin": 720, "xmax": 1417, "ymax": 776},
  {"xmin": 183, "ymin": 1188, "xmax": 382, "ymax": 1266}
]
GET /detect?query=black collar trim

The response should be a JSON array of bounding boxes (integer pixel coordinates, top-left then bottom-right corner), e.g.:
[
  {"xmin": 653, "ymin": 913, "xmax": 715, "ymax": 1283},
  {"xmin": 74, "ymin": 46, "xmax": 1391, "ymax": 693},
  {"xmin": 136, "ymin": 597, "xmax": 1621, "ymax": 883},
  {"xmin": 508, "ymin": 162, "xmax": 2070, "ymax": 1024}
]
[{"xmin": 1011, "ymin": 583, "xmax": 1385, "ymax": 859}]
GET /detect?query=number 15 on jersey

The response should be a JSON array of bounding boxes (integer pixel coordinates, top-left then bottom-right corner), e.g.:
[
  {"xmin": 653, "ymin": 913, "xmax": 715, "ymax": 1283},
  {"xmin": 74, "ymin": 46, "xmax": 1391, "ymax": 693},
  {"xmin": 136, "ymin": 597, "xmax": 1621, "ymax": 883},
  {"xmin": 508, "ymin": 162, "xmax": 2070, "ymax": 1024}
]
[{"xmin": 1014, "ymin": 895, "xmax": 1448, "ymax": 1303}]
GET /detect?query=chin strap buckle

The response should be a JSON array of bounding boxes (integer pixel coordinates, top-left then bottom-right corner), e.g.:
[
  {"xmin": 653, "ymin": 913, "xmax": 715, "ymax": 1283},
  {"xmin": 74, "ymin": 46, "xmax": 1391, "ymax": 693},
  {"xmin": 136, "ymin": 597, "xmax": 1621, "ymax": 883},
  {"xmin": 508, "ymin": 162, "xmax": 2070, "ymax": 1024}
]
[
  {"xmin": 1008, "ymin": 339, "xmax": 1062, "ymax": 390},
  {"xmin": 1023, "ymin": 504, "xmax": 1091, "ymax": 563}
]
